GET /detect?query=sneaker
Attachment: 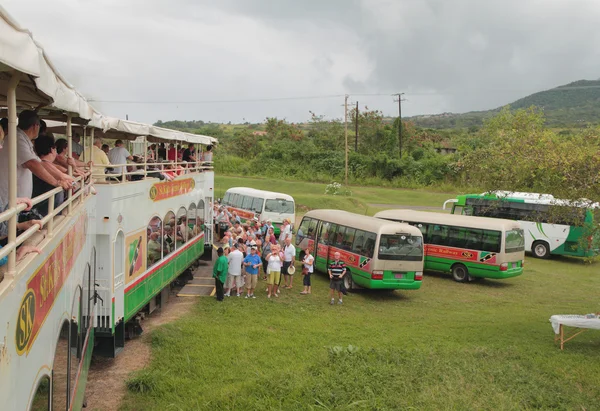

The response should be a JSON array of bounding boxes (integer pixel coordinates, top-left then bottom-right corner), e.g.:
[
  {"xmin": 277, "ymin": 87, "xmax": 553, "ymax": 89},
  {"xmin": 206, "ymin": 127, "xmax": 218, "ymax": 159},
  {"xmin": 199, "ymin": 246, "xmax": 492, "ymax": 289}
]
[
  {"xmin": 267, "ymin": 294, "xmax": 271, "ymax": 299},
  {"xmin": 236, "ymin": 293, "xmax": 241, "ymax": 297},
  {"xmin": 330, "ymin": 299, "xmax": 335, "ymax": 305},
  {"xmin": 252, "ymin": 295, "xmax": 256, "ymax": 299},
  {"xmin": 245, "ymin": 295, "xmax": 250, "ymax": 299},
  {"xmin": 338, "ymin": 300, "xmax": 343, "ymax": 305},
  {"xmin": 224, "ymin": 293, "xmax": 230, "ymax": 297}
]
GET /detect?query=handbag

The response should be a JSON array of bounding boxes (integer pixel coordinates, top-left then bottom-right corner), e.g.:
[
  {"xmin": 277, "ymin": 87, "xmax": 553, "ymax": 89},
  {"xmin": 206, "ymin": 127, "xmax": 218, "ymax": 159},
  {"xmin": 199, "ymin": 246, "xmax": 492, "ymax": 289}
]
[{"xmin": 302, "ymin": 267, "xmax": 308, "ymax": 275}]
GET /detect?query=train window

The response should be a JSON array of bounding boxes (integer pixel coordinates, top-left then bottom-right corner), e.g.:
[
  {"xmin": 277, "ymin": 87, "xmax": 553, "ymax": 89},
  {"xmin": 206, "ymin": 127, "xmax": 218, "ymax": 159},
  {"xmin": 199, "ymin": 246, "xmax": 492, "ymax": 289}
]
[
  {"xmin": 147, "ymin": 216, "xmax": 163, "ymax": 267},
  {"xmin": 188, "ymin": 203, "xmax": 199, "ymax": 238},
  {"xmin": 163, "ymin": 211, "xmax": 176, "ymax": 255},
  {"xmin": 176, "ymin": 207, "xmax": 188, "ymax": 247}
]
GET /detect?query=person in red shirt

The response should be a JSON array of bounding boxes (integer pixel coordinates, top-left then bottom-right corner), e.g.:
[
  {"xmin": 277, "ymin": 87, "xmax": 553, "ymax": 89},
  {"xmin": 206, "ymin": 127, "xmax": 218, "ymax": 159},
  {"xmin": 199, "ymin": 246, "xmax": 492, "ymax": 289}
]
[{"xmin": 167, "ymin": 143, "xmax": 176, "ymax": 162}]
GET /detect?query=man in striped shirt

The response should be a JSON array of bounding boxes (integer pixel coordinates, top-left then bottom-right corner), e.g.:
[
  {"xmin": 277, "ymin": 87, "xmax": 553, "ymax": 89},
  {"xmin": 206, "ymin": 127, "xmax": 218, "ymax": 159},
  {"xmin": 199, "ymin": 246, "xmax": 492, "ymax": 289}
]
[{"xmin": 328, "ymin": 252, "xmax": 347, "ymax": 305}]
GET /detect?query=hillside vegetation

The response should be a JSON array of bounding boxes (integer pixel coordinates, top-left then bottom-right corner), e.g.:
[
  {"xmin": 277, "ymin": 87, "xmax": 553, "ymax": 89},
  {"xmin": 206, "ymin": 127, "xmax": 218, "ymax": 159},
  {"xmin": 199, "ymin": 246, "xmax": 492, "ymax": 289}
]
[{"xmin": 409, "ymin": 79, "xmax": 600, "ymax": 129}]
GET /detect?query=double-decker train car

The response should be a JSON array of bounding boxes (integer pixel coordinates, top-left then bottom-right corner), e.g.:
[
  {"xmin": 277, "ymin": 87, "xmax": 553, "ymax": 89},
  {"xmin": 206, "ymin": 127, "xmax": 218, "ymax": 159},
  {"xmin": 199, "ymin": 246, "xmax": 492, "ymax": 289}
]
[{"xmin": 0, "ymin": 8, "xmax": 217, "ymax": 410}]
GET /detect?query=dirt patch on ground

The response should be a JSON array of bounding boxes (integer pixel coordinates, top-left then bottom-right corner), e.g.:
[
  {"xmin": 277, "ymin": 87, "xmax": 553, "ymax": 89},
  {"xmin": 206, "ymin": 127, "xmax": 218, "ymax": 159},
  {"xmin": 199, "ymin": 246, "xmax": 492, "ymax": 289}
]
[{"xmin": 84, "ymin": 268, "xmax": 208, "ymax": 411}]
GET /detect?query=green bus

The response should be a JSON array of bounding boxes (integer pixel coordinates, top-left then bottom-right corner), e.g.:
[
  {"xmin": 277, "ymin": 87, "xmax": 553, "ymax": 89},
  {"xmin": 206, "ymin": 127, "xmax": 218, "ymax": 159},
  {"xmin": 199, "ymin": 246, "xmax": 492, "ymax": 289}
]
[
  {"xmin": 374, "ymin": 209, "xmax": 525, "ymax": 282},
  {"xmin": 443, "ymin": 191, "xmax": 598, "ymax": 259},
  {"xmin": 295, "ymin": 210, "xmax": 424, "ymax": 291}
]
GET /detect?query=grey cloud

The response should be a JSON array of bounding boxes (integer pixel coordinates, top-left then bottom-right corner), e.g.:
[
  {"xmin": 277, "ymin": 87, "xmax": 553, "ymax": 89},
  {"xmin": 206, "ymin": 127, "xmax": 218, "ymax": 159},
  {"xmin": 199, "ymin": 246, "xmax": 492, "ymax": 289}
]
[{"xmin": 4, "ymin": 0, "xmax": 600, "ymax": 124}]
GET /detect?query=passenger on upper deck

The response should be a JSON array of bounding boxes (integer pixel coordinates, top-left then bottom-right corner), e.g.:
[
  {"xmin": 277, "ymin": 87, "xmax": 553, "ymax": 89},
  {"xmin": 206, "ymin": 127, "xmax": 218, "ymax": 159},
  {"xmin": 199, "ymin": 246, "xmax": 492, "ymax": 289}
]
[
  {"xmin": 84, "ymin": 137, "xmax": 111, "ymax": 182},
  {"xmin": 101, "ymin": 144, "xmax": 110, "ymax": 154},
  {"xmin": 182, "ymin": 143, "xmax": 196, "ymax": 163},
  {"xmin": 0, "ymin": 110, "xmax": 72, "ymax": 206},
  {"xmin": 0, "ymin": 196, "xmax": 42, "ymax": 265},
  {"xmin": 71, "ymin": 133, "xmax": 83, "ymax": 159},
  {"xmin": 203, "ymin": 145, "xmax": 213, "ymax": 162},
  {"xmin": 54, "ymin": 138, "xmax": 92, "ymax": 179},
  {"xmin": 158, "ymin": 143, "xmax": 166, "ymax": 161},
  {"xmin": 167, "ymin": 143, "xmax": 176, "ymax": 162},
  {"xmin": 32, "ymin": 134, "xmax": 67, "ymax": 217},
  {"xmin": 108, "ymin": 139, "xmax": 133, "ymax": 177}
]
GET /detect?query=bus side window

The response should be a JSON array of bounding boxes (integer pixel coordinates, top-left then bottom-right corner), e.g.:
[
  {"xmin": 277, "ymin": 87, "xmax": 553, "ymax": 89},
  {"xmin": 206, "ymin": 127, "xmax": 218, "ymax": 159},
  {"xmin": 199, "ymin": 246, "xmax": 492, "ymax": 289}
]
[
  {"xmin": 464, "ymin": 228, "xmax": 483, "ymax": 250},
  {"xmin": 429, "ymin": 224, "xmax": 449, "ymax": 246},
  {"xmin": 318, "ymin": 222, "xmax": 330, "ymax": 245},
  {"xmin": 333, "ymin": 225, "xmax": 346, "ymax": 248},
  {"xmin": 223, "ymin": 192, "xmax": 231, "ymax": 205},
  {"xmin": 327, "ymin": 224, "xmax": 339, "ymax": 246},
  {"xmin": 307, "ymin": 219, "xmax": 317, "ymax": 239},
  {"xmin": 242, "ymin": 195, "xmax": 253, "ymax": 210},
  {"xmin": 363, "ymin": 232, "xmax": 376, "ymax": 258},
  {"xmin": 343, "ymin": 228, "xmax": 356, "ymax": 250},
  {"xmin": 296, "ymin": 217, "xmax": 313, "ymax": 245},
  {"xmin": 252, "ymin": 198, "xmax": 264, "ymax": 213},
  {"xmin": 482, "ymin": 230, "xmax": 501, "ymax": 252},
  {"xmin": 352, "ymin": 230, "xmax": 366, "ymax": 255}
]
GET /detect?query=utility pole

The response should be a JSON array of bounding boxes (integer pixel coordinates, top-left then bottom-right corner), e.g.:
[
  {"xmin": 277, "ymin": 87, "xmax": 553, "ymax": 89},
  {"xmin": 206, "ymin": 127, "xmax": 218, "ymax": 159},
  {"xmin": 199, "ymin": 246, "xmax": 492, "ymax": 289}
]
[
  {"xmin": 344, "ymin": 94, "xmax": 349, "ymax": 185},
  {"xmin": 393, "ymin": 93, "xmax": 405, "ymax": 157},
  {"xmin": 355, "ymin": 101, "xmax": 359, "ymax": 152}
]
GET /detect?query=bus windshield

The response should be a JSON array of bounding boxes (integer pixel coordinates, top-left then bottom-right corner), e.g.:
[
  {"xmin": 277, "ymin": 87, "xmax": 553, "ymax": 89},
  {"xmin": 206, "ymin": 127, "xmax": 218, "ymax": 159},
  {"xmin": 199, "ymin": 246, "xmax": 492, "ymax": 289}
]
[
  {"xmin": 505, "ymin": 229, "xmax": 525, "ymax": 253},
  {"xmin": 378, "ymin": 234, "xmax": 423, "ymax": 261},
  {"xmin": 264, "ymin": 199, "xmax": 295, "ymax": 214}
]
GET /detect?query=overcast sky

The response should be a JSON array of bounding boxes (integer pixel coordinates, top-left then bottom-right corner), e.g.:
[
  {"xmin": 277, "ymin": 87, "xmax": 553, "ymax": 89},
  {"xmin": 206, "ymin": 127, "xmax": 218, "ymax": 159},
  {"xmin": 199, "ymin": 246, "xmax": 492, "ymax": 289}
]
[{"xmin": 5, "ymin": 0, "xmax": 600, "ymax": 124}]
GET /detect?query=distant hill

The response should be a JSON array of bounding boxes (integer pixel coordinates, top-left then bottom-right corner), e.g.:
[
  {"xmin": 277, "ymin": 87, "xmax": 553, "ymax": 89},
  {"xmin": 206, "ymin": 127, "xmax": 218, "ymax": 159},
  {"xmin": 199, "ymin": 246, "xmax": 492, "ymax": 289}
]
[{"xmin": 407, "ymin": 79, "xmax": 600, "ymax": 129}]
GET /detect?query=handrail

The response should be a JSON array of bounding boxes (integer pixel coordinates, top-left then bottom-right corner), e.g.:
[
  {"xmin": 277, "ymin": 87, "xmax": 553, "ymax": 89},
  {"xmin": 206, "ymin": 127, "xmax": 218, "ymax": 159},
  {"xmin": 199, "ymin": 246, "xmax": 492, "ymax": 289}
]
[
  {"xmin": 0, "ymin": 173, "xmax": 88, "ymax": 280},
  {"xmin": 90, "ymin": 159, "xmax": 214, "ymax": 182}
]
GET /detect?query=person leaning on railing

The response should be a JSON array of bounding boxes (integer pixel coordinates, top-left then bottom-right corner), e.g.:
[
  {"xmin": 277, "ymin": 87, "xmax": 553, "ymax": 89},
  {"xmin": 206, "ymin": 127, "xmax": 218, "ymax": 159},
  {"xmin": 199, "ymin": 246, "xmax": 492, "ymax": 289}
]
[
  {"xmin": 0, "ymin": 111, "xmax": 72, "ymax": 208},
  {"xmin": 55, "ymin": 138, "xmax": 92, "ymax": 178},
  {"xmin": 0, "ymin": 197, "xmax": 42, "ymax": 265}
]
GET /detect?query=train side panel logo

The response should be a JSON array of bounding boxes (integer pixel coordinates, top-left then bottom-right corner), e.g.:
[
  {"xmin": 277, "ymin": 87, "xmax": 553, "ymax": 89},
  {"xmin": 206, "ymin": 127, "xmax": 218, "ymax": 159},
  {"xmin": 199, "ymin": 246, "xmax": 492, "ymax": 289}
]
[
  {"xmin": 15, "ymin": 213, "xmax": 86, "ymax": 356},
  {"xmin": 149, "ymin": 178, "xmax": 195, "ymax": 202}
]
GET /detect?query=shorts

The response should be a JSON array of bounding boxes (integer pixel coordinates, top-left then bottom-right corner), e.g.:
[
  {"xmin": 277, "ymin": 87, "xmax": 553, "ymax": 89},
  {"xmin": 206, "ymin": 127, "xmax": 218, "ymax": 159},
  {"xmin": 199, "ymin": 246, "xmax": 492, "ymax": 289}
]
[
  {"xmin": 329, "ymin": 278, "xmax": 343, "ymax": 291},
  {"xmin": 283, "ymin": 261, "xmax": 293, "ymax": 275},
  {"xmin": 267, "ymin": 269, "xmax": 281, "ymax": 285},
  {"xmin": 226, "ymin": 274, "xmax": 244, "ymax": 289},
  {"xmin": 246, "ymin": 274, "xmax": 258, "ymax": 289},
  {"xmin": 303, "ymin": 273, "xmax": 311, "ymax": 287}
]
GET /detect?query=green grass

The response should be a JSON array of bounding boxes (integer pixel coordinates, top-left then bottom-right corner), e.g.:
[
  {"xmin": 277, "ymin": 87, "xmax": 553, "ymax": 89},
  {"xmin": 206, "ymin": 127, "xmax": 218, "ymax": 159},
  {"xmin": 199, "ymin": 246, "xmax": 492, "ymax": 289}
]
[
  {"xmin": 214, "ymin": 175, "xmax": 452, "ymax": 216},
  {"xmin": 120, "ymin": 178, "xmax": 600, "ymax": 410}
]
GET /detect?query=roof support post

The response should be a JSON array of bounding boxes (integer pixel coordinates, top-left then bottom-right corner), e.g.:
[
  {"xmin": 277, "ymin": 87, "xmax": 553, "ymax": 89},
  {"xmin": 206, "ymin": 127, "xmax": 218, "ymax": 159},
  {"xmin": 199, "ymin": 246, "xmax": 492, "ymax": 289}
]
[
  {"xmin": 6, "ymin": 71, "xmax": 21, "ymax": 278},
  {"xmin": 66, "ymin": 114, "xmax": 73, "ymax": 215}
]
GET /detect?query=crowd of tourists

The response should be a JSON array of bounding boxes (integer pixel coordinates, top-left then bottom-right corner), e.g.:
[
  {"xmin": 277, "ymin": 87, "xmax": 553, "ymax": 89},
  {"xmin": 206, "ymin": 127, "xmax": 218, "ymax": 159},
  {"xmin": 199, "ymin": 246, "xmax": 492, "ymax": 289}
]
[{"xmin": 211, "ymin": 205, "xmax": 348, "ymax": 305}]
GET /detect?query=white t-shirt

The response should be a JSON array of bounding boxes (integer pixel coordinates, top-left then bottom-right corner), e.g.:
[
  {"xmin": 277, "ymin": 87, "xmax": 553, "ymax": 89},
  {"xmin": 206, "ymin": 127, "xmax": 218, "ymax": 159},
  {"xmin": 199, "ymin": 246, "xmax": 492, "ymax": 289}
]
[
  {"xmin": 279, "ymin": 224, "xmax": 292, "ymax": 242},
  {"xmin": 303, "ymin": 254, "xmax": 314, "ymax": 273},
  {"xmin": 283, "ymin": 244, "xmax": 295, "ymax": 262},
  {"xmin": 267, "ymin": 254, "xmax": 282, "ymax": 271},
  {"xmin": 227, "ymin": 249, "xmax": 244, "ymax": 276},
  {"xmin": 0, "ymin": 128, "xmax": 40, "ymax": 200},
  {"xmin": 203, "ymin": 152, "xmax": 213, "ymax": 162},
  {"xmin": 108, "ymin": 146, "xmax": 131, "ymax": 174}
]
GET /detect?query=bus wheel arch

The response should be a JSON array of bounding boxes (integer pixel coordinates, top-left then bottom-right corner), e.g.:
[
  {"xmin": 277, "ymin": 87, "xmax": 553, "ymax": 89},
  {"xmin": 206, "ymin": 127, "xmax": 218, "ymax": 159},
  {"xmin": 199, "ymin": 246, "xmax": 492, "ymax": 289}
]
[
  {"xmin": 532, "ymin": 241, "xmax": 551, "ymax": 259},
  {"xmin": 451, "ymin": 263, "xmax": 469, "ymax": 283}
]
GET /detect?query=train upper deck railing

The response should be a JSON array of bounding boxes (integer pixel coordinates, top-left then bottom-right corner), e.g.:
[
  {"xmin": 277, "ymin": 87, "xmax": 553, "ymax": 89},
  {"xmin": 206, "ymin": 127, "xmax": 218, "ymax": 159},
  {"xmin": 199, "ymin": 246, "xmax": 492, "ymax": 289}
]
[
  {"xmin": 0, "ymin": 174, "xmax": 89, "ymax": 291},
  {"xmin": 89, "ymin": 159, "xmax": 214, "ymax": 183}
]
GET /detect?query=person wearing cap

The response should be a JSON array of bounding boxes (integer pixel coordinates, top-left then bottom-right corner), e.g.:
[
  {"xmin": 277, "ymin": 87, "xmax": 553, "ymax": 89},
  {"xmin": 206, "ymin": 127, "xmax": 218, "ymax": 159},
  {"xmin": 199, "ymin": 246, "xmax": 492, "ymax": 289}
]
[
  {"xmin": 212, "ymin": 247, "xmax": 228, "ymax": 302},
  {"xmin": 243, "ymin": 245, "xmax": 261, "ymax": 298},
  {"xmin": 281, "ymin": 237, "xmax": 296, "ymax": 289}
]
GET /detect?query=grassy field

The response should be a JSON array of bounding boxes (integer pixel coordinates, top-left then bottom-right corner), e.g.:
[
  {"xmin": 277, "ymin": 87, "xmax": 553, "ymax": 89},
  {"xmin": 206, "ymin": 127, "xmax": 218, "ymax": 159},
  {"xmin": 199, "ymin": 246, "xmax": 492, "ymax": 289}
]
[
  {"xmin": 120, "ymin": 178, "xmax": 600, "ymax": 410},
  {"xmin": 213, "ymin": 175, "xmax": 453, "ymax": 216}
]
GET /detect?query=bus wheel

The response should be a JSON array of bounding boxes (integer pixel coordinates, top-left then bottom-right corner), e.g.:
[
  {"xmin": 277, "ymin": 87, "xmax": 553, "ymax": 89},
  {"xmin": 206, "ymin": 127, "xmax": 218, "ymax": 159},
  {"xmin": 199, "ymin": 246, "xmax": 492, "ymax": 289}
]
[
  {"xmin": 344, "ymin": 273, "xmax": 354, "ymax": 292},
  {"xmin": 532, "ymin": 241, "xmax": 550, "ymax": 259},
  {"xmin": 451, "ymin": 264, "xmax": 469, "ymax": 283}
]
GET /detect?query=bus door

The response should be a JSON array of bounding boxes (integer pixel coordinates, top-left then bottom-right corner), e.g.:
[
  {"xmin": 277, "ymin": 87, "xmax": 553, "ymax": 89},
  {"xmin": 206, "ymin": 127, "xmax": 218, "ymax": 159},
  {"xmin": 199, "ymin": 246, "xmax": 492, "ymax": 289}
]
[{"xmin": 314, "ymin": 221, "xmax": 334, "ymax": 272}]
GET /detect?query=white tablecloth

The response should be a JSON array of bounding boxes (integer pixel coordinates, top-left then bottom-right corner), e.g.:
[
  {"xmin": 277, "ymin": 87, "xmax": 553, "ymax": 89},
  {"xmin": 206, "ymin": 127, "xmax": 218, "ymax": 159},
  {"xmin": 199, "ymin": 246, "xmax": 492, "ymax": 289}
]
[{"xmin": 549, "ymin": 315, "xmax": 600, "ymax": 334}]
